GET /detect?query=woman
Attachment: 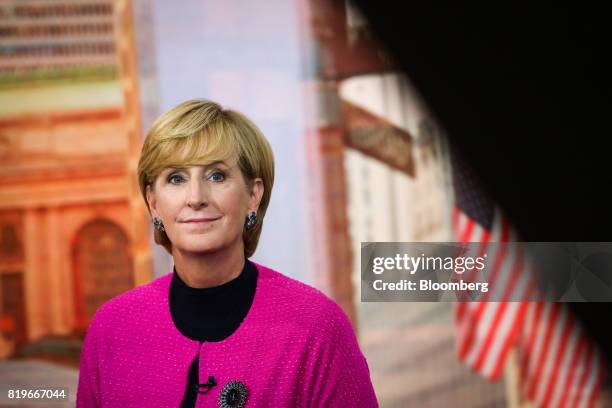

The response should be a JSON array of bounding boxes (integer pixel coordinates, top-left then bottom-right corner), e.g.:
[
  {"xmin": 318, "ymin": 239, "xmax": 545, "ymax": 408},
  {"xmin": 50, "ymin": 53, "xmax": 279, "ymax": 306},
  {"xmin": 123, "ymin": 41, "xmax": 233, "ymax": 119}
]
[{"xmin": 76, "ymin": 99, "xmax": 378, "ymax": 407}]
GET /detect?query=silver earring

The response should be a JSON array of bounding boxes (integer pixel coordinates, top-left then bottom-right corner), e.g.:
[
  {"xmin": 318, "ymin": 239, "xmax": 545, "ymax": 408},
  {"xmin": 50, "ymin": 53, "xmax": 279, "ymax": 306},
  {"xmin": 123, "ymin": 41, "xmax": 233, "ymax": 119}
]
[
  {"xmin": 153, "ymin": 217, "xmax": 165, "ymax": 232},
  {"xmin": 245, "ymin": 212, "xmax": 257, "ymax": 230}
]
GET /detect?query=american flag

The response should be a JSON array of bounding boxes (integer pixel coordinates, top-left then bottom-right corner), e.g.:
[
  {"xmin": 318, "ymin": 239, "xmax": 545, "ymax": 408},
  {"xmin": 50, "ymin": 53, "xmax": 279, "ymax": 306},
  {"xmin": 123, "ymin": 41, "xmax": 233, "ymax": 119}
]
[{"xmin": 451, "ymin": 149, "xmax": 605, "ymax": 407}]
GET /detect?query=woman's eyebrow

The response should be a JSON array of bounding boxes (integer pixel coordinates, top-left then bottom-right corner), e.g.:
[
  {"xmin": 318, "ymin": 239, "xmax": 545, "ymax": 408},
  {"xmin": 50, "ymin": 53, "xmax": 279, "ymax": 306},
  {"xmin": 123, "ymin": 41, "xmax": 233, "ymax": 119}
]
[
  {"xmin": 163, "ymin": 166, "xmax": 187, "ymax": 173},
  {"xmin": 207, "ymin": 160, "xmax": 232, "ymax": 168},
  {"xmin": 165, "ymin": 162, "xmax": 229, "ymax": 172}
]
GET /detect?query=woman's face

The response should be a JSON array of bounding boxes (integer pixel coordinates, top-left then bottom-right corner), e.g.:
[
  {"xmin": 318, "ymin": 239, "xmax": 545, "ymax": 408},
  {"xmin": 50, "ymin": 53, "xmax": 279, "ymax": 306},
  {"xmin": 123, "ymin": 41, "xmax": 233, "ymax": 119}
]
[{"xmin": 146, "ymin": 159, "xmax": 263, "ymax": 255}]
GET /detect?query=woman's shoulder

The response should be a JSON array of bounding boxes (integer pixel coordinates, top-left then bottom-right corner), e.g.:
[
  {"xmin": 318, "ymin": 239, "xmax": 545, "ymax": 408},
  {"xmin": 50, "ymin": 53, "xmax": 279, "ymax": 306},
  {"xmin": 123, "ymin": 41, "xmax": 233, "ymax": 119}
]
[
  {"xmin": 253, "ymin": 262, "xmax": 352, "ymax": 333},
  {"xmin": 255, "ymin": 262, "xmax": 335, "ymax": 305},
  {"xmin": 87, "ymin": 273, "xmax": 171, "ymax": 328}
]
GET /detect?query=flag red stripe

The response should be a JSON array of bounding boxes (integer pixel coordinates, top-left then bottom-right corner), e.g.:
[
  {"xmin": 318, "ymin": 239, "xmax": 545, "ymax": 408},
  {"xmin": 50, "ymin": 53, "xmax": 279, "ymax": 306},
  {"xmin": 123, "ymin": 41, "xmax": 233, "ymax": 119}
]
[
  {"xmin": 458, "ymin": 220, "xmax": 509, "ymax": 359},
  {"xmin": 527, "ymin": 302, "xmax": 562, "ymax": 400},
  {"xmin": 541, "ymin": 311, "xmax": 576, "ymax": 406},
  {"xmin": 491, "ymin": 296, "xmax": 530, "ymax": 379},
  {"xmin": 459, "ymin": 217, "xmax": 475, "ymax": 243},
  {"xmin": 472, "ymin": 245, "xmax": 524, "ymax": 372},
  {"xmin": 454, "ymin": 212, "xmax": 490, "ymax": 325},
  {"xmin": 569, "ymin": 342, "xmax": 594, "ymax": 408},
  {"xmin": 570, "ymin": 344, "xmax": 592, "ymax": 408},
  {"xmin": 520, "ymin": 302, "xmax": 544, "ymax": 392},
  {"xmin": 557, "ymin": 333, "xmax": 587, "ymax": 408}
]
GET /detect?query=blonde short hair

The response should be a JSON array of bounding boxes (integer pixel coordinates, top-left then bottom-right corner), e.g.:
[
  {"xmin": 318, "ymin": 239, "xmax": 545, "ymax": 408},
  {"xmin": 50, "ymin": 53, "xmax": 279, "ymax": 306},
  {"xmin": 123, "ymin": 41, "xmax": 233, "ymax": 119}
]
[{"xmin": 137, "ymin": 99, "xmax": 275, "ymax": 258}]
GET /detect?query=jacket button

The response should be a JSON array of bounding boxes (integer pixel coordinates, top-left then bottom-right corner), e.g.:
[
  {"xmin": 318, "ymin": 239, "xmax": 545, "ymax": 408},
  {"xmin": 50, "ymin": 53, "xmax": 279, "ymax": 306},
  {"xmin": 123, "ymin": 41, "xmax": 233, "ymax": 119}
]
[{"xmin": 219, "ymin": 380, "xmax": 248, "ymax": 408}]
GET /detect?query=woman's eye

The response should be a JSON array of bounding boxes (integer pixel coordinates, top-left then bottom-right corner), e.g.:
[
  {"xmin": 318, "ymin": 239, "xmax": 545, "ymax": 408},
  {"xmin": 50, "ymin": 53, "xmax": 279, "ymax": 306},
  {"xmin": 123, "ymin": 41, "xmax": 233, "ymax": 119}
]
[
  {"xmin": 168, "ymin": 174, "xmax": 184, "ymax": 184},
  {"xmin": 209, "ymin": 171, "xmax": 225, "ymax": 182}
]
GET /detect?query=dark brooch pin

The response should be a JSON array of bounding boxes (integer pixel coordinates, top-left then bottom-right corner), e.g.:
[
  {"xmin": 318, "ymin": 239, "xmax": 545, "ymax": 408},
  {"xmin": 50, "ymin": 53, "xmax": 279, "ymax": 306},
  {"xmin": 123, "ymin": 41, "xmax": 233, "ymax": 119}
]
[{"xmin": 218, "ymin": 380, "xmax": 248, "ymax": 408}]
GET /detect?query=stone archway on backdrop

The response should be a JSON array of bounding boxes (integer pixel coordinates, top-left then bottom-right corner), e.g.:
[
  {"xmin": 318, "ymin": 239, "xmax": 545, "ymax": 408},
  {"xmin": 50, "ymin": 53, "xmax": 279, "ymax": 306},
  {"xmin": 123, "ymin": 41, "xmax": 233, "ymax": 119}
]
[{"xmin": 72, "ymin": 218, "xmax": 134, "ymax": 333}]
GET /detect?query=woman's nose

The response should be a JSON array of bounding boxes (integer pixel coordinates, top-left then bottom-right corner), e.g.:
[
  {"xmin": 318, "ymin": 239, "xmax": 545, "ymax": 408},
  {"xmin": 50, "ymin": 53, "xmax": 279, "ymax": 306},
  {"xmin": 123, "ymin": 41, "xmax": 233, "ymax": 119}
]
[{"xmin": 186, "ymin": 179, "xmax": 208, "ymax": 209}]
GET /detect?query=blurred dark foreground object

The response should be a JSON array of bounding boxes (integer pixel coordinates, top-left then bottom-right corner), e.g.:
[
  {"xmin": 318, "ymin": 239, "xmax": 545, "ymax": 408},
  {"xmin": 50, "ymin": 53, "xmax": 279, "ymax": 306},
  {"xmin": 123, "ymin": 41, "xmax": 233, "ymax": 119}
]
[{"xmin": 351, "ymin": 1, "xmax": 612, "ymax": 373}]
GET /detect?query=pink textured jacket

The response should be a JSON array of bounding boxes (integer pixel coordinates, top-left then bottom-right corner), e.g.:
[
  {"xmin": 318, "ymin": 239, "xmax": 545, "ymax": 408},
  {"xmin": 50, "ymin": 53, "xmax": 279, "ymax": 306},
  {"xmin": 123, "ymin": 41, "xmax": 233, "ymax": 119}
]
[{"xmin": 76, "ymin": 262, "xmax": 378, "ymax": 407}]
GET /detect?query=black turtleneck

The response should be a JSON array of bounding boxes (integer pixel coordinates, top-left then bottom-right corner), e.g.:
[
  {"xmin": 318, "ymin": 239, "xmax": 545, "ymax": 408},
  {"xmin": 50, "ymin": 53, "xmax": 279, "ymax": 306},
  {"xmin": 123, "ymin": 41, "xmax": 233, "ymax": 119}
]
[{"xmin": 170, "ymin": 259, "xmax": 258, "ymax": 407}]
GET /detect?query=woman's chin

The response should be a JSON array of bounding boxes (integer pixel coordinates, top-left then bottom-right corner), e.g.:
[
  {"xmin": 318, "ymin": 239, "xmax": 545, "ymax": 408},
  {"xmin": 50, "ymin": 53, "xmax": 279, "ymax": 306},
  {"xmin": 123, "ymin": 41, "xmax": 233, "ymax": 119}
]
[
  {"xmin": 174, "ymin": 241, "xmax": 225, "ymax": 254},
  {"xmin": 183, "ymin": 246, "xmax": 219, "ymax": 254},
  {"xmin": 172, "ymin": 232, "xmax": 241, "ymax": 255}
]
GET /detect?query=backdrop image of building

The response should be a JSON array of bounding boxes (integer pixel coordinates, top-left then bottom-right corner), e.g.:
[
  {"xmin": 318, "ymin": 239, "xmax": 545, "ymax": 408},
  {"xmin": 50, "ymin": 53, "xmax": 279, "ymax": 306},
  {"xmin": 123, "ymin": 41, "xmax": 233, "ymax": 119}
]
[{"xmin": 0, "ymin": 0, "xmax": 151, "ymax": 360}]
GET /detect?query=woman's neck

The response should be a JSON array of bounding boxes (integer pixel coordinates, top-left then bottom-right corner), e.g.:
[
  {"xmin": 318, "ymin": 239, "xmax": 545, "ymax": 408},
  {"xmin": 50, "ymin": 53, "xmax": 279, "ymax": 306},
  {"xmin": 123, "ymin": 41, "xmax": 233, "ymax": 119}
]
[{"xmin": 171, "ymin": 243, "xmax": 245, "ymax": 289}]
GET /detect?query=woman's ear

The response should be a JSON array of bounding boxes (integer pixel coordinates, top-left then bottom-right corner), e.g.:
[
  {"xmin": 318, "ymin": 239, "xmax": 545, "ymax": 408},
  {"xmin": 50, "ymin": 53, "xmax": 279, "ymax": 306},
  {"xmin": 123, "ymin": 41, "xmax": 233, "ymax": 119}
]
[
  {"xmin": 249, "ymin": 178, "xmax": 264, "ymax": 213},
  {"xmin": 146, "ymin": 185, "xmax": 159, "ymax": 218}
]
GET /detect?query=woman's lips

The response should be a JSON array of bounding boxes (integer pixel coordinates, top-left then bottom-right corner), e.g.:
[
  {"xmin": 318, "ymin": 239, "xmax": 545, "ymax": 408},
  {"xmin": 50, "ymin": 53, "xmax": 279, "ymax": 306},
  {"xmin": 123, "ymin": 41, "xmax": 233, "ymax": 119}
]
[{"xmin": 183, "ymin": 218, "xmax": 220, "ymax": 223}]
